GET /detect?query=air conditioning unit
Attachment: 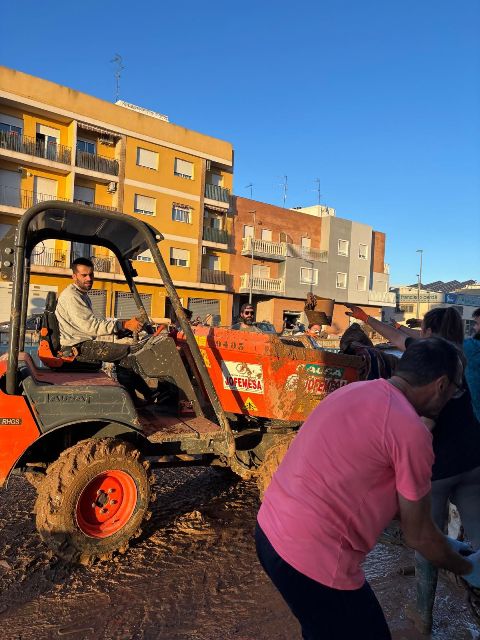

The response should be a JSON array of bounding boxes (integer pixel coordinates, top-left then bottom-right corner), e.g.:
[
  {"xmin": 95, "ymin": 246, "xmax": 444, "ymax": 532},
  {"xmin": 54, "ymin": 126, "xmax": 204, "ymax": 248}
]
[{"xmin": 107, "ymin": 181, "xmax": 117, "ymax": 193}]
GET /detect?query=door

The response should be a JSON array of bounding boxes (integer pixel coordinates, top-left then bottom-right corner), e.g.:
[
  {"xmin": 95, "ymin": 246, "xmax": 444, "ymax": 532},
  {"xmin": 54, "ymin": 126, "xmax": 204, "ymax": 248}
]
[
  {"xmin": 74, "ymin": 185, "xmax": 95, "ymax": 205},
  {"xmin": 0, "ymin": 169, "xmax": 21, "ymax": 207},
  {"xmin": 36, "ymin": 124, "xmax": 60, "ymax": 160}
]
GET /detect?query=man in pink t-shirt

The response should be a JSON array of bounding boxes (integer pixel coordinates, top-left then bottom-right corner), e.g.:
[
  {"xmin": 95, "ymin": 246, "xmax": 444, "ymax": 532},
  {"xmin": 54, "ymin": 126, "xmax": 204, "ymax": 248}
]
[{"xmin": 256, "ymin": 338, "xmax": 480, "ymax": 639}]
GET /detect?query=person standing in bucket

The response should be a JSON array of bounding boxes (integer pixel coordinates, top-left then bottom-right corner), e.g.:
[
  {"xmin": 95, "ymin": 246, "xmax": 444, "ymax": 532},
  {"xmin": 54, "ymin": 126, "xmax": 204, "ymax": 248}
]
[{"xmin": 256, "ymin": 338, "xmax": 480, "ymax": 640}]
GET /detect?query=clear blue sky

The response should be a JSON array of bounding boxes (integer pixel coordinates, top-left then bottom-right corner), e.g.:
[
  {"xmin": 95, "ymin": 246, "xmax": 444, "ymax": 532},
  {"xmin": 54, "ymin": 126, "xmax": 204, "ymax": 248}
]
[{"xmin": 1, "ymin": 0, "xmax": 479, "ymax": 285}]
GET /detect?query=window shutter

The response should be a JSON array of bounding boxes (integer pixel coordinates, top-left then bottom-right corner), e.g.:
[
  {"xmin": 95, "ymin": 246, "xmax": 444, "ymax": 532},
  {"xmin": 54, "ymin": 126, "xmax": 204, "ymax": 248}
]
[
  {"xmin": 74, "ymin": 186, "xmax": 95, "ymax": 203},
  {"xmin": 134, "ymin": 194, "xmax": 156, "ymax": 215},
  {"xmin": 0, "ymin": 113, "xmax": 23, "ymax": 130},
  {"xmin": 36, "ymin": 124, "xmax": 60, "ymax": 140},
  {"xmin": 137, "ymin": 148, "xmax": 158, "ymax": 169},
  {"xmin": 174, "ymin": 158, "xmax": 194, "ymax": 178}
]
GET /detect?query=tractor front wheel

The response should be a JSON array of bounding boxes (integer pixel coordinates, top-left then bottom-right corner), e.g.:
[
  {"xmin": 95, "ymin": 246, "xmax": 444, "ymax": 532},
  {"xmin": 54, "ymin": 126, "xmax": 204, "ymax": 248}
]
[
  {"xmin": 35, "ymin": 438, "xmax": 152, "ymax": 564},
  {"xmin": 256, "ymin": 432, "xmax": 296, "ymax": 500}
]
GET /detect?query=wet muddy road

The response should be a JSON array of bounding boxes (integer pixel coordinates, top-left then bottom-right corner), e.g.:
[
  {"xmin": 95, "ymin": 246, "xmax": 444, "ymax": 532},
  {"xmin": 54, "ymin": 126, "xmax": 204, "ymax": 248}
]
[{"xmin": 0, "ymin": 469, "xmax": 478, "ymax": 640}]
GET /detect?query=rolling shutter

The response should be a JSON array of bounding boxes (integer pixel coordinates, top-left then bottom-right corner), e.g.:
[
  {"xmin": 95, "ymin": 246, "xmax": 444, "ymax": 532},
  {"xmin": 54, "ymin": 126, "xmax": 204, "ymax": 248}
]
[
  {"xmin": 114, "ymin": 292, "xmax": 151, "ymax": 318},
  {"xmin": 188, "ymin": 298, "xmax": 220, "ymax": 326},
  {"xmin": 88, "ymin": 290, "xmax": 107, "ymax": 317}
]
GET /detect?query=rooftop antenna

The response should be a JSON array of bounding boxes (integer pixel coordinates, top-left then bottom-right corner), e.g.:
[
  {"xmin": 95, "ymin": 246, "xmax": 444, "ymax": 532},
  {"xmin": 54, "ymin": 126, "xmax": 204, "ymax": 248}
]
[
  {"xmin": 110, "ymin": 54, "xmax": 125, "ymax": 103},
  {"xmin": 245, "ymin": 183, "xmax": 254, "ymax": 199},
  {"xmin": 280, "ymin": 175, "xmax": 288, "ymax": 208},
  {"xmin": 314, "ymin": 178, "xmax": 321, "ymax": 206}
]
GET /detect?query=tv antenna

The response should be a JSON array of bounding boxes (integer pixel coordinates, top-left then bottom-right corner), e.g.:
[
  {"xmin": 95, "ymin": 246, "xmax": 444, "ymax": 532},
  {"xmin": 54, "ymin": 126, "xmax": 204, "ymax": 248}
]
[
  {"xmin": 245, "ymin": 183, "xmax": 254, "ymax": 199},
  {"xmin": 280, "ymin": 175, "xmax": 288, "ymax": 208},
  {"xmin": 110, "ymin": 54, "xmax": 125, "ymax": 103},
  {"xmin": 314, "ymin": 178, "xmax": 322, "ymax": 206}
]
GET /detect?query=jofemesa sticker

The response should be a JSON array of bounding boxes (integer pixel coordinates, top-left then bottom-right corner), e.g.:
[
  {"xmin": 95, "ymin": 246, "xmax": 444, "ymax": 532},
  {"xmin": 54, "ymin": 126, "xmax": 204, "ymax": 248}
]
[{"xmin": 221, "ymin": 361, "xmax": 264, "ymax": 395}]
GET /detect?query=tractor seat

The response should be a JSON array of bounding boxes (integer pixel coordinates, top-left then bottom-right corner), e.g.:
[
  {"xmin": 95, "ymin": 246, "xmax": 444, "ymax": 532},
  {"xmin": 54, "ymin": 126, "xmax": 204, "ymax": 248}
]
[{"xmin": 38, "ymin": 291, "xmax": 101, "ymax": 372}]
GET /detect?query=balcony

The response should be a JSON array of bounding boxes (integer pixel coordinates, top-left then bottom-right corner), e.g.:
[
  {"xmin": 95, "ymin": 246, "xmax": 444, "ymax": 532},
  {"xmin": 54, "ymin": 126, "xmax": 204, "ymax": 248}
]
[
  {"xmin": 202, "ymin": 227, "xmax": 230, "ymax": 245},
  {"xmin": 73, "ymin": 199, "xmax": 118, "ymax": 212},
  {"xmin": 201, "ymin": 268, "xmax": 231, "ymax": 286},
  {"xmin": 286, "ymin": 244, "xmax": 328, "ymax": 262},
  {"xmin": 30, "ymin": 248, "xmax": 118, "ymax": 273},
  {"xmin": 204, "ymin": 183, "xmax": 230, "ymax": 203},
  {"xmin": 368, "ymin": 290, "xmax": 397, "ymax": 306},
  {"xmin": 0, "ymin": 186, "xmax": 69, "ymax": 210},
  {"xmin": 0, "ymin": 131, "xmax": 71, "ymax": 164},
  {"xmin": 75, "ymin": 150, "xmax": 119, "ymax": 176},
  {"xmin": 239, "ymin": 274, "xmax": 285, "ymax": 295},
  {"xmin": 241, "ymin": 237, "xmax": 287, "ymax": 261}
]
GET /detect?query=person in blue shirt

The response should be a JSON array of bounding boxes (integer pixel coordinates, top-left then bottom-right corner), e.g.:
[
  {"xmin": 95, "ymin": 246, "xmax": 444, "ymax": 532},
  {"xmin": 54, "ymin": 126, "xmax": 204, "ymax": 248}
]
[{"xmin": 464, "ymin": 307, "xmax": 480, "ymax": 421}]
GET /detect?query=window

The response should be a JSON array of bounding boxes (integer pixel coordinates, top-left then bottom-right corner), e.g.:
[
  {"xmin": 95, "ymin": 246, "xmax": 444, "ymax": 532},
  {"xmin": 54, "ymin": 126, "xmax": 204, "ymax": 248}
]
[
  {"xmin": 136, "ymin": 250, "xmax": 153, "ymax": 262},
  {"xmin": 0, "ymin": 113, "xmax": 22, "ymax": 136},
  {"xmin": 399, "ymin": 304, "xmax": 414, "ymax": 313},
  {"xmin": 358, "ymin": 243, "xmax": 368, "ymax": 260},
  {"xmin": 74, "ymin": 185, "xmax": 95, "ymax": 205},
  {"xmin": 172, "ymin": 204, "xmax": 191, "ymax": 223},
  {"xmin": 137, "ymin": 147, "xmax": 158, "ymax": 170},
  {"xmin": 243, "ymin": 225, "xmax": 254, "ymax": 238},
  {"xmin": 336, "ymin": 272, "xmax": 347, "ymax": 289},
  {"xmin": 36, "ymin": 124, "xmax": 60, "ymax": 160},
  {"xmin": 170, "ymin": 247, "xmax": 190, "ymax": 267},
  {"xmin": 208, "ymin": 173, "xmax": 223, "ymax": 186},
  {"xmin": 301, "ymin": 237, "xmax": 311, "ymax": 249},
  {"xmin": 174, "ymin": 158, "xmax": 194, "ymax": 179},
  {"xmin": 77, "ymin": 138, "xmax": 96, "ymax": 154},
  {"xmin": 252, "ymin": 264, "xmax": 270, "ymax": 278},
  {"xmin": 338, "ymin": 239, "xmax": 349, "ymax": 257},
  {"xmin": 357, "ymin": 275, "xmax": 367, "ymax": 291},
  {"xmin": 134, "ymin": 194, "xmax": 156, "ymax": 216},
  {"xmin": 261, "ymin": 229, "xmax": 272, "ymax": 242},
  {"xmin": 207, "ymin": 255, "xmax": 220, "ymax": 271},
  {"xmin": 300, "ymin": 267, "xmax": 318, "ymax": 285}
]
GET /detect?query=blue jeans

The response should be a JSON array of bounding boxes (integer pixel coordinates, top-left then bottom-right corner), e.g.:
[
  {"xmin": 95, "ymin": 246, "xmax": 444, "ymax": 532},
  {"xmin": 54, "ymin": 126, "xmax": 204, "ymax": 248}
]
[{"xmin": 255, "ymin": 523, "xmax": 391, "ymax": 640}]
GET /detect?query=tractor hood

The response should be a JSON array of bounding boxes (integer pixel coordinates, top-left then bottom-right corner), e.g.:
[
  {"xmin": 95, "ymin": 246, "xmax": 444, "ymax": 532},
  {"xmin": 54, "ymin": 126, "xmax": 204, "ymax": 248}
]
[{"xmin": 20, "ymin": 201, "xmax": 163, "ymax": 260}]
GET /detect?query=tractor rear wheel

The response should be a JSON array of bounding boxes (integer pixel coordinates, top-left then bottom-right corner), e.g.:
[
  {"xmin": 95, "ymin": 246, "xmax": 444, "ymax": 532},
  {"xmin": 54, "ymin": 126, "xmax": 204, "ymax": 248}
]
[
  {"xmin": 256, "ymin": 432, "xmax": 296, "ymax": 500},
  {"xmin": 35, "ymin": 438, "xmax": 152, "ymax": 564}
]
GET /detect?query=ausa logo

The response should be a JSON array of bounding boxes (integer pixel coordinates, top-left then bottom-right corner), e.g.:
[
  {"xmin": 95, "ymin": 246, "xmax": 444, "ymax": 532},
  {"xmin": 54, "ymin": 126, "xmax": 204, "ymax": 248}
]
[{"xmin": 47, "ymin": 394, "xmax": 92, "ymax": 404}]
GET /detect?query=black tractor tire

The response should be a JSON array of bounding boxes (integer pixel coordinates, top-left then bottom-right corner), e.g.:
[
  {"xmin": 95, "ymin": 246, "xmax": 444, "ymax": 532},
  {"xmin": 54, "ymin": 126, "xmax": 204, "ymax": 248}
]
[
  {"xmin": 256, "ymin": 433, "xmax": 296, "ymax": 500},
  {"xmin": 35, "ymin": 438, "xmax": 153, "ymax": 564}
]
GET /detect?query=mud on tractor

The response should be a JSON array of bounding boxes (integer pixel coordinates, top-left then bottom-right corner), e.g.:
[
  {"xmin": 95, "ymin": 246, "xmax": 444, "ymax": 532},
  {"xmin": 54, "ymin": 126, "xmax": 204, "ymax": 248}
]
[{"xmin": 0, "ymin": 202, "xmax": 362, "ymax": 563}]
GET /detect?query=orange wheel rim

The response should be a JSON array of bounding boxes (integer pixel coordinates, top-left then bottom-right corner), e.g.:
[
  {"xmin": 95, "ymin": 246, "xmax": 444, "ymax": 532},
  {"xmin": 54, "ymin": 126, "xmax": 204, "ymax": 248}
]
[{"xmin": 76, "ymin": 470, "xmax": 137, "ymax": 538}]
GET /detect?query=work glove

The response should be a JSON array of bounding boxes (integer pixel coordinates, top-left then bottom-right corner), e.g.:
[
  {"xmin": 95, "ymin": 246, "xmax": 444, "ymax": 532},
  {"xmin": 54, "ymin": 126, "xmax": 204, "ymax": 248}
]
[
  {"xmin": 445, "ymin": 536, "xmax": 473, "ymax": 556},
  {"xmin": 462, "ymin": 550, "xmax": 480, "ymax": 588},
  {"xmin": 123, "ymin": 317, "xmax": 144, "ymax": 333},
  {"xmin": 345, "ymin": 304, "xmax": 369, "ymax": 323}
]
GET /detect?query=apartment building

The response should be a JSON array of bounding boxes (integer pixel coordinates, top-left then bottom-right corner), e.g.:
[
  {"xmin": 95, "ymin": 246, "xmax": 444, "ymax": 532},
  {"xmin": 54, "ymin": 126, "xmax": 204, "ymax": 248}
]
[
  {"xmin": 230, "ymin": 197, "xmax": 394, "ymax": 332},
  {"xmin": 0, "ymin": 67, "xmax": 233, "ymax": 323}
]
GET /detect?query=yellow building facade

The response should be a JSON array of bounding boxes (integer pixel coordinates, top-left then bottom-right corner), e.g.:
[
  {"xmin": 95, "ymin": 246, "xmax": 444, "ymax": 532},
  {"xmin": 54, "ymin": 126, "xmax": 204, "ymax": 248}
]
[{"xmin": 0, "ymin": 66, "xmax": 234, "ymax": 323}]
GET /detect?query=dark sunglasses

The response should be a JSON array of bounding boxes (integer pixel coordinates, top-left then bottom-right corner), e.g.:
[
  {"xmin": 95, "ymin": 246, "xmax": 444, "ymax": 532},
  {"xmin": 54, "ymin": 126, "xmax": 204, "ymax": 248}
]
[{"xmin": 243, "ymin": 311, "xmax": 254, "ymax": 316}]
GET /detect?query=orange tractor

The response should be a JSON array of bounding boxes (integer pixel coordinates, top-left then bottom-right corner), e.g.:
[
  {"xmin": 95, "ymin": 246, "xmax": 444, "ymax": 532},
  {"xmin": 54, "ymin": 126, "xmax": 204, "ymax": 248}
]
[{"xmin": 0, "ymin": 202, "xmax": 362, "ymax": 563}]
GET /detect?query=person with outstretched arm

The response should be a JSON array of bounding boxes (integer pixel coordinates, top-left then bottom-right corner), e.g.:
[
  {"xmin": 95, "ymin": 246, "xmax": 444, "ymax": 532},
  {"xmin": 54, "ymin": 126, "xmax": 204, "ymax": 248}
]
[{"xmin": 256, "ymin": 338, "xmax": 480, "ymax": 640}]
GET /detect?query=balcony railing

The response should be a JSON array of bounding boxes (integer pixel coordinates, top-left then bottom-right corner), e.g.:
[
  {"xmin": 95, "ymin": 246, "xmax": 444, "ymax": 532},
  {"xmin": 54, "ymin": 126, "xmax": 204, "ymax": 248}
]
[
  {"xmin": 75, "ymin": 150, "xmax": 119, "ymax": 176},
  {"xmin": 200, "ymin": 268, "xmax": 231, "ymax": 286},
  {"xmin": 241, "ymin": 236, "xmax": 287, "ymax": 259},
  {"xmin": 204, "ymin": 183, "xmax": 230, "ymax": 203},
  {"xmin": 202, "ymin": 227, "xmax": 230, "ymax": 244},
  {"xmin": 0, "ymin": 131, "xmax": 71, "ymax": 164},
  {"xmin": 73, "ymin": 199, "xmax": 118, "ymax": 212},
  {"xmin": 286, "ymin": 244, "xmax": 328, "ymax": 262},
  {"xmin": 0, "ymin": 185, "xmax": 69, "ymax": 209},
  {"xmin": 368, "ymin": 290, "xmax": 397, "ymax": 305},
  {"xmin": 30, "ymin": 248, "xmax": 117, "ymax": 273},
  {"xmin": 239, "ymin": 274, "xmax": 285, "ymax": 294}
]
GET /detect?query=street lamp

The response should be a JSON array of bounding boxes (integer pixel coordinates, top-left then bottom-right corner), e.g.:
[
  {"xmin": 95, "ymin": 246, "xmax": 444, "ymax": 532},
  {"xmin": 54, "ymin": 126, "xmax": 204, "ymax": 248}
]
[{"xmin": 416, "ymin": 249, "xmax": 423, "ymax": 319}]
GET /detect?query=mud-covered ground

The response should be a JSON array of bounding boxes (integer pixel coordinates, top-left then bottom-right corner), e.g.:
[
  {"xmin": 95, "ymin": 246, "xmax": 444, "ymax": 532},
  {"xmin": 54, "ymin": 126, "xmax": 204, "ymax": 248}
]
[{"xmin": 0, "ymin": 468, "xmax": 478, "ymax": 640}]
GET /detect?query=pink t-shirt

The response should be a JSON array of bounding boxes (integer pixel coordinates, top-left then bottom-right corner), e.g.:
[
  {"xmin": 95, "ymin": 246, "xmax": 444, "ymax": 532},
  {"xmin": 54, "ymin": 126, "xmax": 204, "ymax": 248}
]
[{"xmin": 258, "ymin": 379, "xmax": 433, "ymax": 590}]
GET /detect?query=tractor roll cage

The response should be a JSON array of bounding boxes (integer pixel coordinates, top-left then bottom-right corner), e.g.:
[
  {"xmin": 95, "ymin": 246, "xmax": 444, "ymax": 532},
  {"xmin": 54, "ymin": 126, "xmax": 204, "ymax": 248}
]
[{"xmin": 3, "ymin": 201, "xmax": 234, "ymax": 456}]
